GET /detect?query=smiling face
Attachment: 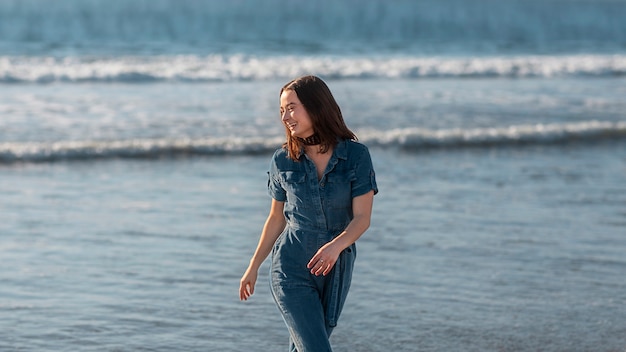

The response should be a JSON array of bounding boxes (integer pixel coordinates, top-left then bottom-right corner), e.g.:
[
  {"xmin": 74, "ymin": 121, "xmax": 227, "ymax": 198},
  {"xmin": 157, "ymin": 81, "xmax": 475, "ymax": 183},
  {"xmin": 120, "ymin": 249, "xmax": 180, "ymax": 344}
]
[{"xmin": 280, "ymin": 89, "xmax": 314, "ymax": 139}]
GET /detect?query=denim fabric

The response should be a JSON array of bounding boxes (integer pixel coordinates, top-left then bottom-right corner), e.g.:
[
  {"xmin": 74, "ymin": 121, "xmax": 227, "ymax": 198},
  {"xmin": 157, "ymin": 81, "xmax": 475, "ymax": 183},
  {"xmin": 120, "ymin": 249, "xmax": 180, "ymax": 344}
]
[{"xmin": 268, "ymin": 140, "xmax": 378, "ymax": 352}]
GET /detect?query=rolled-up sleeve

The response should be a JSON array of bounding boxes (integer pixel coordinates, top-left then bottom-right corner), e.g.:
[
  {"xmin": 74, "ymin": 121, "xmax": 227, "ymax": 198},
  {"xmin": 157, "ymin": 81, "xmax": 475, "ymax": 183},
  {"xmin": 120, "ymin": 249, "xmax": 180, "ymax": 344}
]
[
  {"xmin": 267, "ymin": 153, "xmax": 287, "ymax": 201},
  {"xmin": 351, "ymin": 146, "xmax": 378, "ymax": 198}
]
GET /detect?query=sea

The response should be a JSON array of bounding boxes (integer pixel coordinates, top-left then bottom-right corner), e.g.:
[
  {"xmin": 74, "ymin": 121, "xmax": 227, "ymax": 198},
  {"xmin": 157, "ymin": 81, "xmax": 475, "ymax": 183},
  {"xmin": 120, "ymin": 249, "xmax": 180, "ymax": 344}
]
[{"xmin": 1, "ymin": 0, "xmax": 625, "ymax": 351}]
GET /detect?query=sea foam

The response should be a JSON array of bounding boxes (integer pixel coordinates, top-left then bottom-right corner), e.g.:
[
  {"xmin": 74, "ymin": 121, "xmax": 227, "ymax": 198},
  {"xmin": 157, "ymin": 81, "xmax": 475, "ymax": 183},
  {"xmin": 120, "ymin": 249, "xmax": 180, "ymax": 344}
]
[
  {"xmin": 1, "ymin": 54, "xmax": 625, "ymax": 83},
  {"xmin": 2, "ymin": 121, "xmax": 624, "ymax": 163}
]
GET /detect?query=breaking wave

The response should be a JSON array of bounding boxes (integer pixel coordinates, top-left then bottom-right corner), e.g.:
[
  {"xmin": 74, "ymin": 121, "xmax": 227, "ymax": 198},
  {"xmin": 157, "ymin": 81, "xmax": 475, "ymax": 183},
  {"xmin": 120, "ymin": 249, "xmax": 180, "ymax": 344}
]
[
  {"xmin": 2, "ymin": 121, "xmax": 624, "ymax": 163},
  {"xmin": 1, "ymin": 54, "xmax": 625, "ymax": 83}
]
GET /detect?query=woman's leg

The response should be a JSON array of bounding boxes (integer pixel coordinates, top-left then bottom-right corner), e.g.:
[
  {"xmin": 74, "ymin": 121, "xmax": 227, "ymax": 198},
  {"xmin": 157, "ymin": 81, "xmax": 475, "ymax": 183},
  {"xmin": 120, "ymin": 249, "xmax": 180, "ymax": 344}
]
[{"xmin": 271, "ymin": 283, "xmax": 333, "ymax": 352}]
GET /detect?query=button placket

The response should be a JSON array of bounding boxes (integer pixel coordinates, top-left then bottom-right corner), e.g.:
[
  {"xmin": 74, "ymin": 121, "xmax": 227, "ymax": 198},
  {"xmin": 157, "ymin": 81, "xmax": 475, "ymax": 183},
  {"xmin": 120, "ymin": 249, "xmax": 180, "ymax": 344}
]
[{"xmin": 304, "ymin": 157, "xmax": 327, "ymax": 230}]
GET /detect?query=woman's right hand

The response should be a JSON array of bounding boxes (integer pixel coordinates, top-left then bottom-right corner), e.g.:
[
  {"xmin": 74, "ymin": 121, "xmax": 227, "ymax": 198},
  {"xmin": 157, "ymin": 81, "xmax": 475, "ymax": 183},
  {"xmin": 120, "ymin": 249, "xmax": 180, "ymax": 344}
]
[
  {"xmin": 239, "ymin": 199, "xmax": 286, "ymax": 301},
  {"xmin": 239, "ymin": 266, "xmax": 258, "ymax": 301}
]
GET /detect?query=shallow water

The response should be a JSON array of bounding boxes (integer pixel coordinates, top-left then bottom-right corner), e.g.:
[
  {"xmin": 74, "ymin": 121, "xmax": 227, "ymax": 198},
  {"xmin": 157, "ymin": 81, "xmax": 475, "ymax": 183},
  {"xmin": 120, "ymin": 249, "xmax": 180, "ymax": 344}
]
[
  {"xmin": 2, "ymin": 1, "xmax": 626, "ymax": 350},
  {"xmin": 1, "ymin": 142, "xmax": 625, "ymax": 351}
]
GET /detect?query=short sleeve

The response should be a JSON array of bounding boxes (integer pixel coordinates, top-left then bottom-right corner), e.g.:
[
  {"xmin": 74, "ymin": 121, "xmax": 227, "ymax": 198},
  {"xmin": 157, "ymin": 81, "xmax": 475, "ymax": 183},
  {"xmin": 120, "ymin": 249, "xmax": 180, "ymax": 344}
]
[
  {"xmin": 267, "ymin": 153, "xmax": 287, "ymax": 201},
  {"xmin": 351, "ymin": 146, "xmax": 378, "ymax": 198}
]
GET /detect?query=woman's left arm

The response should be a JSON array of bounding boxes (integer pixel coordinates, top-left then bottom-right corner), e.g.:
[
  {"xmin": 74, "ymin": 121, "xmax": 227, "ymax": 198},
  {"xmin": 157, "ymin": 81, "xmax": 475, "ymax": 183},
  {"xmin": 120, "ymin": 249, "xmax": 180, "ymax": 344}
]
[{"xmin": 307, "ymin": 190, "xmax": 375, "ymax": 276}]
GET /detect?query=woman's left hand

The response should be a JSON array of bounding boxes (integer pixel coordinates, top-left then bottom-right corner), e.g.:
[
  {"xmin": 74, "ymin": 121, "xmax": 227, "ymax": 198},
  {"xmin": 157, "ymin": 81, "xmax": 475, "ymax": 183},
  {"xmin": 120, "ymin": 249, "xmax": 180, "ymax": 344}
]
[
  {"xmin": 307, "ymin": 242, "xmax": 342, "ymax": 276},
  {"xmin": 307, "ymin": 191, "xmax": 374, "ymax": 277}
]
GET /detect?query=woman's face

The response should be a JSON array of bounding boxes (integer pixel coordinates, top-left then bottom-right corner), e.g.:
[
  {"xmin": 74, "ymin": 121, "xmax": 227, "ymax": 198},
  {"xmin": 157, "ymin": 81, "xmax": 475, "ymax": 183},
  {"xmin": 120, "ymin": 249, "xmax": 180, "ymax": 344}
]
[{"xmin": 280, "ymin": 89, "xmax": 314, "ymax": 139}]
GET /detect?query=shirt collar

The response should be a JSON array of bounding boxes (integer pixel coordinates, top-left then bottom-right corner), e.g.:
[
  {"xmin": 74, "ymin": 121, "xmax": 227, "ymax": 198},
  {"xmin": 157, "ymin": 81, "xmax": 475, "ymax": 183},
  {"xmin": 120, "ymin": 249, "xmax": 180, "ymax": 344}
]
[{"xmin": 335, "ymin": 139, "xmax": 348, "ymax": 160}]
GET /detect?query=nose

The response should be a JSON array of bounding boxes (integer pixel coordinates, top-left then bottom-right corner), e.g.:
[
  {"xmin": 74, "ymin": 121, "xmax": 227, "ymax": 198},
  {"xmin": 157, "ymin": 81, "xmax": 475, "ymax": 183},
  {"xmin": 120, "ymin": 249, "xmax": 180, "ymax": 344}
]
[{"xmin": 281, "ymin": 110, "xmax": 289, "ymax": 122}]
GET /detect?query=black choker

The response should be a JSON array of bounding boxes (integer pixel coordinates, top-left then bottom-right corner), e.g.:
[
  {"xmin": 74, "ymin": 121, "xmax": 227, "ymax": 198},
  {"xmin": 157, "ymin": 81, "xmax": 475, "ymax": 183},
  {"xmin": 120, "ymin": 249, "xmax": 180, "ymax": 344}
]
[{"xmin": 297, "ymin": 134, "xmax": 321, "ymax": 146}]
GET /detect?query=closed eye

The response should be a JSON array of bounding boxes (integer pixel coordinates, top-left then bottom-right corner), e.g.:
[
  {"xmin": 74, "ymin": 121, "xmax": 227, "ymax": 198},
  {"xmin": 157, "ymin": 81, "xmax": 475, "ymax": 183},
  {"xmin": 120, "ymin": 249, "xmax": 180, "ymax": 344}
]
[{"xmin": 280, "ymin": 103, "xmax": 298, "ymax": 115}]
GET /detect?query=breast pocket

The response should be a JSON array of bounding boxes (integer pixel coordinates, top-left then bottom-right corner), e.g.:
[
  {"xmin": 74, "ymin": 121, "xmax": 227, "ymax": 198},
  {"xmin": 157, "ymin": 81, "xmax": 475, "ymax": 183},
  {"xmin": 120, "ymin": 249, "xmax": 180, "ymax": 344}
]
[
  {"xmin": 279, "ymin": 171, "xmax": 309, "ymax": 209},
  {"xmin": 326, "ymin": 171, "xmax": 355, "ymax": 209}
]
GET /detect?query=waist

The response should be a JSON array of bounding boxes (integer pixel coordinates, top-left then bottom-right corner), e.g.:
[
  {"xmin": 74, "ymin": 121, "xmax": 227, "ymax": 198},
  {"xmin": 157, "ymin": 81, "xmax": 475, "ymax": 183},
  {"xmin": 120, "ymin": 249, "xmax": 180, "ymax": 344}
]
[{"xmin": 286, "ymin": 221, "xmax": 348, "ymax": 234}]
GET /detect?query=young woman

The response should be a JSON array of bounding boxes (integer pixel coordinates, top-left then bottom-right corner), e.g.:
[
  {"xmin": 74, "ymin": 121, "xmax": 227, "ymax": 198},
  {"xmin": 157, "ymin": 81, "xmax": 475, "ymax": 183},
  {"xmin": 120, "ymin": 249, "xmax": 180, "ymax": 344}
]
[{"xmin": 239, "ymin": 75, "xmax": 378, "ymax": 351}]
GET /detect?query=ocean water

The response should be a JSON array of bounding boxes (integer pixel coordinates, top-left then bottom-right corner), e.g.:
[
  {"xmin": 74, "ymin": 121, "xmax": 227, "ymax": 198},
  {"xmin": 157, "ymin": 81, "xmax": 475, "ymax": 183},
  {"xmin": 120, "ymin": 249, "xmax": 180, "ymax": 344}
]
[{"xmin": 1, "ymin": 1, "xmax": 626, "ymax": 351}]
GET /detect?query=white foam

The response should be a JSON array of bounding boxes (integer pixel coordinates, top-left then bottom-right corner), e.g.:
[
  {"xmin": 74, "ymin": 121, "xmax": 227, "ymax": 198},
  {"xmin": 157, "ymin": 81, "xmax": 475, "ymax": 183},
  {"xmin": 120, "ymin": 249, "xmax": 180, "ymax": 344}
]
[
  {"xmin": 1, "ymin": 121, "xmax": 624, "ymax": 163},
  {"xmin": 359, "ymin": 120, "xmax": 626, "ymax": 148},
  {"xmin": 1, "ymin": 54, "xmax": 625, "ymax": 83},
  {"xmin": 0, "ymin": 136, "xmax": 284, "ymax": 162}
]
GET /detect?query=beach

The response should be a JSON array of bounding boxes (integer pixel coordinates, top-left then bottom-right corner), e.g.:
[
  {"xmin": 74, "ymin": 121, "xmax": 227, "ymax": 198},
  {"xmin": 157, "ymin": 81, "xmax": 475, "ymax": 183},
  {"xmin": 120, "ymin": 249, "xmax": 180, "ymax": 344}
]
[{"xmin": 1, "ymin": 1, "xmax": 626, "ymax": 351}]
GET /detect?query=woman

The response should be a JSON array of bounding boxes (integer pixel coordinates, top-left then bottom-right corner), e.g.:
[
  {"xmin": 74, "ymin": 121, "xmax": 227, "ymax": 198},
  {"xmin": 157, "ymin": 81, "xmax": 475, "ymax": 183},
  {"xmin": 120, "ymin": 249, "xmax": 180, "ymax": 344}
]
[{"xmin": 239, "ymin": 75, "xmax": 378, "ymax": 351}]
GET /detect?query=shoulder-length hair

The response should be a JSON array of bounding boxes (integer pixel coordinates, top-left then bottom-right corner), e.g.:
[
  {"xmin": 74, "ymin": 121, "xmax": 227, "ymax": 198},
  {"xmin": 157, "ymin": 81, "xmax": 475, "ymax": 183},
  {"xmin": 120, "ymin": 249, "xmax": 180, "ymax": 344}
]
[{"xmin": 280, "ymin": 75, "xmax": 356, "ymax": 161}]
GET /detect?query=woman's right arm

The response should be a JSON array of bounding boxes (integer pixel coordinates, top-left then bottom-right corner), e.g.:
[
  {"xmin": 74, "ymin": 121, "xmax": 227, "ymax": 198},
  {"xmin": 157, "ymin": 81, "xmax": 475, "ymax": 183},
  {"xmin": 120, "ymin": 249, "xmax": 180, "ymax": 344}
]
[{"xmin": 239, "ymin": 199, "xmax": 286, "ymax": 301}]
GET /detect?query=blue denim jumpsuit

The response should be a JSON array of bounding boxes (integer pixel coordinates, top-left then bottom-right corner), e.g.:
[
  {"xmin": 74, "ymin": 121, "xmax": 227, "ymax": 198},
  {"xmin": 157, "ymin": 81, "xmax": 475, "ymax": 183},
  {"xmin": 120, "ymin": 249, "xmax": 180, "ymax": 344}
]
[{"xmin": 268, "ymin": 139, "xmax": 378, "ymax": 352}]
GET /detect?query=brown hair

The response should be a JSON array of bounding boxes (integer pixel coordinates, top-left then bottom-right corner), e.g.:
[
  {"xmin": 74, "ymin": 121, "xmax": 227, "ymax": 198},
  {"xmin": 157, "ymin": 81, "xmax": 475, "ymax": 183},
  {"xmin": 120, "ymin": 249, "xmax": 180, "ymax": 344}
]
[{"xmin": 280, "ymin": 75, "xmax": 356, "ymax": 161}]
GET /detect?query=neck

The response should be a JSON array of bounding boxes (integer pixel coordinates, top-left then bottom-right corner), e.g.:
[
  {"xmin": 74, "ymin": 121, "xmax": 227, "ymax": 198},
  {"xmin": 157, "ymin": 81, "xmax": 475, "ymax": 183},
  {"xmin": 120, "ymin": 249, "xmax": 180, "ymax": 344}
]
[{"xmin": 304, "ymin": 143, "xmax": 334, "ymax": 156}]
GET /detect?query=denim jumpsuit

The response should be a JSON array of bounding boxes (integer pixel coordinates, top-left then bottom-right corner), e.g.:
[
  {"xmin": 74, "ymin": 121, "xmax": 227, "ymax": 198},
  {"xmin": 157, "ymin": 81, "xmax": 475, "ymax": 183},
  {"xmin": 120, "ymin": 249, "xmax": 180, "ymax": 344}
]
[{"xmin": 268, "ymin": 139, "xmax": 378, "ymax": 352}]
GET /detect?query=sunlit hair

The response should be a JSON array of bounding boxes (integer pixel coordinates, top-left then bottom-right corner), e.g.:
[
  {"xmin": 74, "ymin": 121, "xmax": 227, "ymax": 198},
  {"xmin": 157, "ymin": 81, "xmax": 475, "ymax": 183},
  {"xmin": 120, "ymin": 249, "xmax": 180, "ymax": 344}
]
[{"xmin": 280, "ymin": 75, "xmax": 356, "ymax": 161}]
